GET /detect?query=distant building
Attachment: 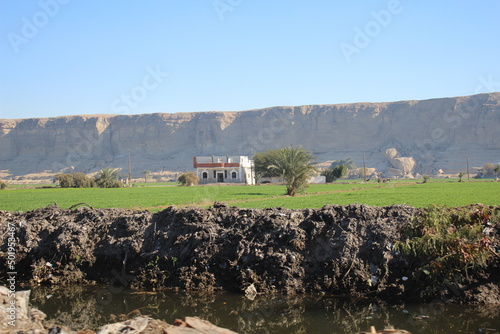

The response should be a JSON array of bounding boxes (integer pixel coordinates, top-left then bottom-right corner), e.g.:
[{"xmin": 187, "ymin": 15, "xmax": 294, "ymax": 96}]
[{"xmin": 193, "ymin": 156, "xmax": 255, "ymax": 185}]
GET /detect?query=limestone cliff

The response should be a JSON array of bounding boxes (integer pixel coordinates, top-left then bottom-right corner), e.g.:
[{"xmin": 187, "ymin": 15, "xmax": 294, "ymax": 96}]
[{"xmin": 1, "ymin": 93, "xmax": 499, "ymax": 177}]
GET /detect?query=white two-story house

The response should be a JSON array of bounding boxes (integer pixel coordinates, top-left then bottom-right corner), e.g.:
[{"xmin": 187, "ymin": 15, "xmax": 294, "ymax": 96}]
[{"xmin": 193, "ymin": 156, "xmax": 255, "ymax": 185}]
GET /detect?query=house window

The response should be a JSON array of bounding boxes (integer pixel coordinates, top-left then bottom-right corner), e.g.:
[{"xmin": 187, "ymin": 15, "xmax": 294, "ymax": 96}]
[
  {"xmin": 202, "ymin": 172, "xmax": 208, "ymax": 179},
  {"xmin": 213, "ymin": 170, "xmax": 216, "ymax": 178},
  {"xmin": 232, "ymin": 172, "xmax": 237, "ymax": 179},
  {"xmin": 224, "ymin": 170, "xmax": 228, "ymax": 178}
]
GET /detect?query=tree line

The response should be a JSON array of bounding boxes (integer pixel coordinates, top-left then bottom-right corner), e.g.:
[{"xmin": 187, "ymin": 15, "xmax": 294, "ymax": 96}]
[{"xmin": 54, "ymin": 168, "xmax": 123, "ymax": 188}]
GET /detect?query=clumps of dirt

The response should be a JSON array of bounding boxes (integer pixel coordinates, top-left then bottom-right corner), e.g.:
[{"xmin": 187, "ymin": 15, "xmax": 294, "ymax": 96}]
[{"xmin": 1, "ymin": 203, "xmax": 499, "ymax": 303}]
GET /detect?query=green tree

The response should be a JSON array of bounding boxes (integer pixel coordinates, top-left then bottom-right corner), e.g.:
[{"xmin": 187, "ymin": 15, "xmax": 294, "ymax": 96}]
[
  {"xmin": 142, "ymin": 170, "xmax": 151, "ymax": 183},
  {"xmin": 0, "ymin": 180, "xmax": 6, "ymax": 190},
  {"xmin": 268, "ymin": 146, "xmax": 318, "ymax": 196},
  {"xmin": 458, "ymin": 171, "xmax": 464, "ymax": 182},
  {"xmin": 72, "ymin": 172, "xmax": 95, "ymax": 188},
  {"xmin": 54, "ymin": 173, "xmax": 73, "ymax": 188},
  {"xmin": 333, "ymin": 164, "xmax": 347, "ymax": 179},
  {"xmin": 330, "ymin": 158, "xmax": 357, "ymax": 170},
  {"xmin": 95, "ymin": 168, "xmax": 122, "ymax": 188},
  {"xmin": 54, "ymin": 172, "xmax": 95, "ymax": 188},
  {"xmin": 178, "ymin": 172, "xmax": 199, "ymax": 186},
  {"xmin": 320, "ymin": 168, "xmax": 335, "ymax": 183},
  {"xmin": 494, "ymin": 165, "xmax": 500, "ymax": 180},
  {"xmin": 254, "ymin": 172, "xmax": 263, "ymax": 185},
  {"xmin": 480, "ymin": 163, "xmax": 500, "ymax": 179},
  {"xmin": 254, "ymin": 149, "xmax": 282, "ymax": 178},
  {"xmin": 321, "ymin": 164, "xmax": 348, "ymax": 182},
  {"xmin": 482, "ymin": 163, "xmax": 495, "ymax": 176}
]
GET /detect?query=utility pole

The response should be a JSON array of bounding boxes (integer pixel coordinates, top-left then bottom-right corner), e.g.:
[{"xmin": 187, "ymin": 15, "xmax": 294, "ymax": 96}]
[
  {"xmin": 466, "ymin": 156, "xmax": 470, "ymax": 182},
  {"xmin": 362, "ymin": 150, "xmax": 367, "ymax": 180},
  {"xmin": 128, "ymin": 149, "xmax": 132, "ymax": 186}
]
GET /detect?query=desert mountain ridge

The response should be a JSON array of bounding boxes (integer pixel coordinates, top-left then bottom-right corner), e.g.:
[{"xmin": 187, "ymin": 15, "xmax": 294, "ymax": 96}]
[
  {"xmin": 1, "ymin": 93, "xmax": 477, "ymax": 121},
  {"xmin": 1, "ymin": 92, "xmax": 499, "ymax": 179}
]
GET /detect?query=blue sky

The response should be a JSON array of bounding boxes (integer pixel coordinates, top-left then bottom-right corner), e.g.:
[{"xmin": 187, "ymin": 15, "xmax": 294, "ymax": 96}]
[{"xmin": 1, "ymin": 0, "xmax": 499, "ymax": 119}]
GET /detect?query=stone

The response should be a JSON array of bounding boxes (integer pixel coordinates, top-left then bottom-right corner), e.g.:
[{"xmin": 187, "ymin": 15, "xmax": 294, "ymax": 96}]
[
  {"xmin": 0, "ymin": 286, "xmax": 46, "ymax": 332},
  {"xmin": 385, "ymin": 148, "xmax": 416, "ymax": 176},
  {"xmin": 244, "ymin": 283, "xmax": 258, "ymax": 300}
]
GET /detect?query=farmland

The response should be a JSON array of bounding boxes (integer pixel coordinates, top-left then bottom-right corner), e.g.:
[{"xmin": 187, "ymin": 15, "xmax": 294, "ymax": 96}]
[{"xmin": 0, "ymin": 179, "xmax": 498, "ymax": 212}]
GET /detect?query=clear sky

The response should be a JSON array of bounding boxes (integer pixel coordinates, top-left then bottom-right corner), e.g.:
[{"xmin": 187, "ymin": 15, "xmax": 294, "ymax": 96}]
[{"xmin": 1, "ymin": 0, "xmax": 499, "ymax": 119}]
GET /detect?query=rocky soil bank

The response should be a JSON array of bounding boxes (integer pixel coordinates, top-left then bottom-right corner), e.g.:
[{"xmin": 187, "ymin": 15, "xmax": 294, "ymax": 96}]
[{"xmin": 1, "ymin": 203, "xmax": 499, "ymax": 304}]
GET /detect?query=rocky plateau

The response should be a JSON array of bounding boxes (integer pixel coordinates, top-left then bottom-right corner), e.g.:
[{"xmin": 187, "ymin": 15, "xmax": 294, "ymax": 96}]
[{"xmin": 0, "ymin": 92, "xmax": 499, "ymax": 178}]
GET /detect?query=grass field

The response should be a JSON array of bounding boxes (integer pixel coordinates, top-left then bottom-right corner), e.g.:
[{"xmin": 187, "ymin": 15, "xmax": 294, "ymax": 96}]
[{"xmin": 0, "ymin": 179, "xmax": 498, "ymax": 212}]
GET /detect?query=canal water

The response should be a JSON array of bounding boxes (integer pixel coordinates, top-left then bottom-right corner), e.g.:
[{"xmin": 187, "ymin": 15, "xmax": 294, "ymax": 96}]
[{"xmin": 29, "ymin": 286, "xmax": 500, "ymax": 333}]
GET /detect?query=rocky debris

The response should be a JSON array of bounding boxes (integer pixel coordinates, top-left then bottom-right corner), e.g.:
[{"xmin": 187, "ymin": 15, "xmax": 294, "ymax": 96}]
[
  {"xmin": 0, "ymin": 286, "xmax": 46, "ymax": 333},
  {"xmin": 97, "ymin": 316, "xmax": 237, "ymax": 334},
  {"xmin": 359, "ymin": 326, "xmax": 411, "ymax": 334},
  {"xmin": 385, "ymin": 148, "xmax": 416, "ymax": 177},
  {"xmin": 1, "ymin": 286, "xmax": 238, "ymax": 333},
  {"xmin": 243, "ymin": 284, "xmax": 257, "ymax": 300},
  {"xmin": 0, "ymin": 203, "xmax": 499, "ymax": 304}
]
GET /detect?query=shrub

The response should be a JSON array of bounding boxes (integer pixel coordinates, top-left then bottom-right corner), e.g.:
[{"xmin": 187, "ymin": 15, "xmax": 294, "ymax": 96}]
[
  {"xmin": 54, "ymin": 173, "xmax": 73, "ymax": 188},
  {"xmin": 481, "ymin": 163, "xmax": 500, "ymax": 178},
  {"xmin": 422, "ymin": 175, "xmax": 430, "ymax": 183},
  {"xmin": 178, "ymin": 172, "xmax": 199, "ymax": 186},
  {"xmin": 321, "ymin": 168, "xmax": 334, "ymax": 183},
  {"xmin": 95, "ymin": 168, "xmax": 122, "ymax": 188},
  {"xmin": 0, "ymin": 180, "xmax": 6, "ymax": 190},
  {"xmin": 321, "ymin": 164, "xmax": 347, "ymax": 182},
  {"xmin": 482, "ymin": 163, "xmax": 495, "ymax": 176},
  {"xmin": 54, "ymin": 172, "xmax": 95, "ymax": 188},
  {"xmin": 330, "ymin": 158, "xmax": 356, "ymax": 170},
  {"xmin": 72, "ymin": 172, "xmax": 96, "ymax": 188}
]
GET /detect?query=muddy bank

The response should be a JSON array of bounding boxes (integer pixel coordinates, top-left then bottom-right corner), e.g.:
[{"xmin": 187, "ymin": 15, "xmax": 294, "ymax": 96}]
[{"xmin": 1, "ymin": 203, "xmax": 499, "ymax": 303}]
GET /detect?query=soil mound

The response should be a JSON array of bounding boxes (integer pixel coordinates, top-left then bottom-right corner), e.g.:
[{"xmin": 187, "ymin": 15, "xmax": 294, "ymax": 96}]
[{"xmin": 1, "ymin": 203, "xmax": 499, "ymax": 303}]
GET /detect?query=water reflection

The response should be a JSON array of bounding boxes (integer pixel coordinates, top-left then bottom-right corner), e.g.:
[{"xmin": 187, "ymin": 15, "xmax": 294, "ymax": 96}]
[{"xmin": 29, "ymin": 286, "xmax": 500, "ymax": 333}]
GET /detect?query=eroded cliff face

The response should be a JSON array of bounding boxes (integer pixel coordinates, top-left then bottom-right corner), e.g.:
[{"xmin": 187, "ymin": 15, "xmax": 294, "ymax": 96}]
[{"xmin": 0, "ymin": 93, "xmax": 499, "ymax": 177}]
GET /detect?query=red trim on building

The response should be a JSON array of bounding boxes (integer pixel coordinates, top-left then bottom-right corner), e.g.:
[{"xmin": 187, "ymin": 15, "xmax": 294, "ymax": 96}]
[
  {"xmin": 194, "ymin": 162, "xmax": 241, "ymax": 168},
  {"xmin": 193, "ymin": 156, "xmax": 241, "ymax": 168}
]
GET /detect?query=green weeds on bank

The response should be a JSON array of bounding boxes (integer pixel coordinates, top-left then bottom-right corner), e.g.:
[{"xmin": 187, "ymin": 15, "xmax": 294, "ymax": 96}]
[{"xmin": 395, "ymin": 205, "xmax": 497, "ymax": 297}]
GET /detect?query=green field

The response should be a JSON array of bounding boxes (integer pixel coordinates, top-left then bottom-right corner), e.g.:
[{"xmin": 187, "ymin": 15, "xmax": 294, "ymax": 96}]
[{"xmin": 0, "ymin": 180, "xmax": 498, "ymax": 212}]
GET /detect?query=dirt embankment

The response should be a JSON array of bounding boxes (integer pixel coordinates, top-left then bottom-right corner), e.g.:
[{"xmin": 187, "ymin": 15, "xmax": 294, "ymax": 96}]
[{"xmin": 1, "ymin": 203, "xmax": 499, "ymax": 303}]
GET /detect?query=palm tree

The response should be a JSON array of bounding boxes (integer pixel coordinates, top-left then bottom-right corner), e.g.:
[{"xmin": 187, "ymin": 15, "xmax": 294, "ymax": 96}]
[
  {"xmin": 268, "ymin": 146, "xmax": 318, "ymax": 196},
  {"xmin": 95, "ymin": 168, "xmax": 122, "ymax": 188}
]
